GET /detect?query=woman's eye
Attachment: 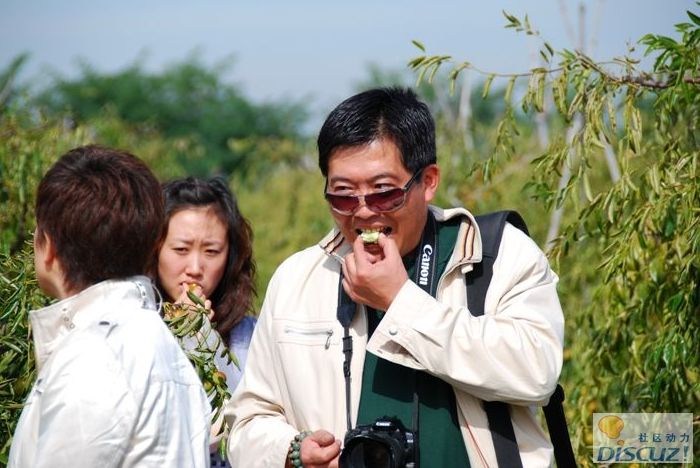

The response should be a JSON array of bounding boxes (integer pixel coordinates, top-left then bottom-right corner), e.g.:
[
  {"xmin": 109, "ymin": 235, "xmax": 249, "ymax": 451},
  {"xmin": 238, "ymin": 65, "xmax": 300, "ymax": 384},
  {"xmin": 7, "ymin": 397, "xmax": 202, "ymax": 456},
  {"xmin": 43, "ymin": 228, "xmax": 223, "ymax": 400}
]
[
  {"xmin": 206, "ymin": 250, "xmax": 221, "ymax": 256},
  {"xmin": 173, "ymin": 247, "xmax": 187, "ymax": 254}
]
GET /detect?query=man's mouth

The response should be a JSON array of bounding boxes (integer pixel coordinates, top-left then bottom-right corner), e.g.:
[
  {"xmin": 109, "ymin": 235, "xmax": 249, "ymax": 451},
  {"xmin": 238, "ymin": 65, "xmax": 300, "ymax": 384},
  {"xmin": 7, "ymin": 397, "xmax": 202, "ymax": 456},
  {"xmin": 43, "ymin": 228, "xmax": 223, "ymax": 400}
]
[{"xmin": 356, "ymin": 227, "xmax": 392, "ymax": 244}]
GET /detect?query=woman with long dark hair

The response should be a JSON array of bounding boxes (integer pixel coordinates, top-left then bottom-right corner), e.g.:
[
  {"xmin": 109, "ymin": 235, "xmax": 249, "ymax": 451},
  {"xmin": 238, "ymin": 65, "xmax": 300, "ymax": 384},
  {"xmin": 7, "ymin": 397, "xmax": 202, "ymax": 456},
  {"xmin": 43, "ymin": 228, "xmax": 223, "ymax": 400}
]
[{"xmin": 156, "ymin": 176, "xmax": 256, "ymax": 467}]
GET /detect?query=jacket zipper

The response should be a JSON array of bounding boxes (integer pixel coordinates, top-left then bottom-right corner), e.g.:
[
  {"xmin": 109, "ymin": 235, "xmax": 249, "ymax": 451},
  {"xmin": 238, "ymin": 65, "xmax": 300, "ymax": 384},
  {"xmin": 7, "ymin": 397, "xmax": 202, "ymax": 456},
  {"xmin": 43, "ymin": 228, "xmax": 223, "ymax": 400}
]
[{"xmin": 283, "ymin": 326, "xmax": 334, "ymax": 349}]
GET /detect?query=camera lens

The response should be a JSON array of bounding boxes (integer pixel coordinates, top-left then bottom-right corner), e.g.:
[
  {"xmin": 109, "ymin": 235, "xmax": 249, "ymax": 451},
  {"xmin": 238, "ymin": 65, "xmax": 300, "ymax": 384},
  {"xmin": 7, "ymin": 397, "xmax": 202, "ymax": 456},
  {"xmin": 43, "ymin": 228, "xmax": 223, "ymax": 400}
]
[
  {"xmin": 340, "ymin": 416, "xmax": 416, "ymax": 468},
  {"xmin": 344, "ymin": 439, "xmax": 392, "ymax": 468}
]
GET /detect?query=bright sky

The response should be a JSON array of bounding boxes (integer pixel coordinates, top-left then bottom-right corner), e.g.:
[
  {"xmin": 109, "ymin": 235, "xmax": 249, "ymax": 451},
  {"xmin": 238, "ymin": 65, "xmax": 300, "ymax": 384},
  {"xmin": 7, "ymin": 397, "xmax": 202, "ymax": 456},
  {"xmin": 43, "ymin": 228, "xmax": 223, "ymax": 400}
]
[{"xmin": 1, "ymin": 0, "xmax": 695, "ymax": 121}]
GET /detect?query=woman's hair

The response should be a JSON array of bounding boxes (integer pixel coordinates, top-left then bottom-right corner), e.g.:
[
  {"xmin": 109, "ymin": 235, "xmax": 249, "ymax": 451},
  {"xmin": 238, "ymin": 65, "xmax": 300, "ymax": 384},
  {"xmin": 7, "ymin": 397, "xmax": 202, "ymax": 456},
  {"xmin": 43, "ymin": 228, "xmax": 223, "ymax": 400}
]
[
  {"xmin": 36, "ymin": 145, "xmax": 164, "ymax": 293},
  {"xmin": 159, "ymin": 176, "xmax": 256, "ymax": 340}
]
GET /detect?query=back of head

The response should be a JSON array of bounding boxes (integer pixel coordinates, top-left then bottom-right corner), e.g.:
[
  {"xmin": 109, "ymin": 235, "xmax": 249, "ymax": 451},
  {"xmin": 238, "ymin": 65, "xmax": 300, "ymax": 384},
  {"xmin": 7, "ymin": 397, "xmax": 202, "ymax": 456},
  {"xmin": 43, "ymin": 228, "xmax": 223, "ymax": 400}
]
[
  {"xmin": 317, "ymin": 86, "xmax": 436, "ymax": 176},
  {"xmin": 35, "ymin": 145, "xmax": 164, "ymax": 293}
]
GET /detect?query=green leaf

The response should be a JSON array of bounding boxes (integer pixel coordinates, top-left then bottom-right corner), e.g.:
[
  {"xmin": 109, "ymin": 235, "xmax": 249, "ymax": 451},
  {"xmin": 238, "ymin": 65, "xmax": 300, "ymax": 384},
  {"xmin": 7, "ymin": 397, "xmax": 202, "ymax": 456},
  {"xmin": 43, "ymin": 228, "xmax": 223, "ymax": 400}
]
[
  {"xmin": 552, "ymin": 71, "xmax": 568, "ymax": 118},
  {"xmin": 416, "ymin": 66, "xmax": 428, "ymax": 86},
  {"xmin": 448, "ymin": 62, "xmax": 471, "ymax": 93},
  {"xmin": 482, "ymin": 74, "xmax": 495, "ymax": 98},
  {"xmin": 583, "ymin": 172, "xmax": 593, "ymax": 202},
  {"xmin": 411, "ymin": 39, "xmax": 426, "ymax": 52},
  {"xmin": 407, "ymin": 56, "xmax": 426, "ymax": 69},
  {"xmin": 502, "ymin": 10, "xmax": 520, "ymax": 27},
  {"xmin": 504, "ymin": 76, "xmax": 516, "ymax": 103},
  {"xmin": 535, "ymin": 71, "xmax": 546, "ymax": 112},
  {"xmin": 667, "ymin": 293, "xmax": 684, "ymax": 313},
  {"xmin": 186, "ymin": 289, "xmax": 206, "ymax": 307},
  {"xmin": 428, "ymin": 63, "xmax": 440, "ymax": 83},
  {"xmin": 544, "ymin": 41, "xmax": 554, "ymax": 57},
  {"xmin": 687, "ymin": 10, "xmax": 700, "ymax": 26}
]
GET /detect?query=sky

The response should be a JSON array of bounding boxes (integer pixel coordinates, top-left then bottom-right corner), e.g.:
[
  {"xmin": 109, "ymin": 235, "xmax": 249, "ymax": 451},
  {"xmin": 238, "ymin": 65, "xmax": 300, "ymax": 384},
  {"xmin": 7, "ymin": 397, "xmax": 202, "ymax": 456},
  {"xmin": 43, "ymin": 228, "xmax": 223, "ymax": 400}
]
[{"xmin": 1, "ymin": 0, "xmax": 695, "ymax": 123}]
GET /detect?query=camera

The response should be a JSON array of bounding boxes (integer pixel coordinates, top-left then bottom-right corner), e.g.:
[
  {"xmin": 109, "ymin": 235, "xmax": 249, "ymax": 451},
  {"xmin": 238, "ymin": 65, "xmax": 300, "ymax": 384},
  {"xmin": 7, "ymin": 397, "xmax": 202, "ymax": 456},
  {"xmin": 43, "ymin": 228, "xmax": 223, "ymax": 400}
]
[{"xmin": 339, "ymin": 416, "xmax": 417, "ymax": 468}]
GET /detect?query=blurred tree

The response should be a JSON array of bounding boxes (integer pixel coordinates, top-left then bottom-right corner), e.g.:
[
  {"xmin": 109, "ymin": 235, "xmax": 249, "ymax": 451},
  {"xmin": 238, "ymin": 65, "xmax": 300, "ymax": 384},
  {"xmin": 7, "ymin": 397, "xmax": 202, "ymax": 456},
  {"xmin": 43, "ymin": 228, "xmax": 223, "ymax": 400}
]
[
  {"xmin": 410, "ymin": 7, "xmax": 699, "ymax": 465},
  {"xmin": 237, "ymin": 166, "xmax": 333, "ymax": 306},
  {"xmin": 35, "ymin": 55, "xmax": 310, "ymax": 179},
  {"xmin": 0, "ymin": 243, "xmax": 45, "ymax": 466},
  {"xmin": 0, "ymin": 54, "xmax": 30, "ymax": 113}
]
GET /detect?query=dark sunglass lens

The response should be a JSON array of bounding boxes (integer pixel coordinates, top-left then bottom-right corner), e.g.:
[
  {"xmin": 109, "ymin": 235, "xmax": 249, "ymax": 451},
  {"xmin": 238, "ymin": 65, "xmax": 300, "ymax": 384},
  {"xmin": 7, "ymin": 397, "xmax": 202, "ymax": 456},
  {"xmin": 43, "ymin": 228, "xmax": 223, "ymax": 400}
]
[
  {"xmin": 327, "ymin": 194, "xmax": 359, "ymax": 213},
  {"xmin": 366, "ymin": 188, "xmax": 405, "ymax": 212}
]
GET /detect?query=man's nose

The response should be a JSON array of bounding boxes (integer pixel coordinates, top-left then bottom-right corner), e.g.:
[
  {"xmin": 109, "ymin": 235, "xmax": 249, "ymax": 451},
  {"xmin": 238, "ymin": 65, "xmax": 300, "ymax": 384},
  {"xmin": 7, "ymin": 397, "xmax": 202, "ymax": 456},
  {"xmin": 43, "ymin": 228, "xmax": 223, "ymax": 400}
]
[{"xmin": 353, "ymin": 197, "xmax": 376, "ymax": 217}]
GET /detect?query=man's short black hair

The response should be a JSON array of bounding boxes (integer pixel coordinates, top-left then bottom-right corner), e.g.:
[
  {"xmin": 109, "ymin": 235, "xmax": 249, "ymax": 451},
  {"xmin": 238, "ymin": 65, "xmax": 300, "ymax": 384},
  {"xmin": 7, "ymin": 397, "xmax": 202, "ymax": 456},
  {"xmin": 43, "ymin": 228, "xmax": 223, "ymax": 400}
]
[{"xmin": 317, "ymin": 87, "xmax": 436, "ymax": 176}]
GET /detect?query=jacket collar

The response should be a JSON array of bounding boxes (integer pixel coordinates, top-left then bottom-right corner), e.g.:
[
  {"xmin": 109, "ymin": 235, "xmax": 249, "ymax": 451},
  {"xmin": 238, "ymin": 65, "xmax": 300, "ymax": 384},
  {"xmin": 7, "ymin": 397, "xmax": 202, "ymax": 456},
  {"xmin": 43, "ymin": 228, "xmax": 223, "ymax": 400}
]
[
  {"xmin": 318, "ymin": 205, "xmax": 484, "ymax": 269},
  {"xmin": 30, "ymin": 276, "xmax": 157, "ymax": 371}
]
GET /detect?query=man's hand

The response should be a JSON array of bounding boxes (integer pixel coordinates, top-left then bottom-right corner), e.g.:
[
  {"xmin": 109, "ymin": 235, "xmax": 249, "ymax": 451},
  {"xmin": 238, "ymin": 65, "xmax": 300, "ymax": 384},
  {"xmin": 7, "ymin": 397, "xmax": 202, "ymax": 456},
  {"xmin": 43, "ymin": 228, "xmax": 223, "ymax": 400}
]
[
  {"xmin": 298, "ymin": 430, "xmax": 341, "ymax": 468},
  {"xmin": 342, "ymin": 234, "xmax": 409, "ymax": 311}
]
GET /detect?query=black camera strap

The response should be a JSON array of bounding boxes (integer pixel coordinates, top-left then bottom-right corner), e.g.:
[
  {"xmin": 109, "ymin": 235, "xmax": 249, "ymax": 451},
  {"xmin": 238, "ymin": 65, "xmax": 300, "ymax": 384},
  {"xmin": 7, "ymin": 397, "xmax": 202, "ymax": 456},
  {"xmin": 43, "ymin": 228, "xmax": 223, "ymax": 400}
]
[
  {"xmin": 469, "ymin": 211, "xmax": 575, "ymax": 468},
  {"xmin": 339, "ymin": 291, "xmax": 355, "ymax": 431},
  {"xmin": 337, "ymin": 210, "xmax": 439, "ymax": 439}
]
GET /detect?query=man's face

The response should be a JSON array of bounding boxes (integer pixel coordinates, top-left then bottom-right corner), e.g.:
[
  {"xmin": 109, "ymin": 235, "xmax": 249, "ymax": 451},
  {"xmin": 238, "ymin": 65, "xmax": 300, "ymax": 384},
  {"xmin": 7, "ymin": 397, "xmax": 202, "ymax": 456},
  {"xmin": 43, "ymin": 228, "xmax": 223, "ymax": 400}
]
[{"xmin": 325, "ymin": 138, "xmax": 439, "ymax": 257}]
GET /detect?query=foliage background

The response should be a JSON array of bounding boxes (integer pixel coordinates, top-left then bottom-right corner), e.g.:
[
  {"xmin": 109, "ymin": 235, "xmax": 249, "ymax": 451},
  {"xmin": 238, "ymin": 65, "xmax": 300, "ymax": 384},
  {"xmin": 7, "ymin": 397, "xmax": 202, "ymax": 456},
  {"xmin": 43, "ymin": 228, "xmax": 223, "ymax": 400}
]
[{"xmin": 1, "ymin": 5, "xmax": 698, "ymax": 466}]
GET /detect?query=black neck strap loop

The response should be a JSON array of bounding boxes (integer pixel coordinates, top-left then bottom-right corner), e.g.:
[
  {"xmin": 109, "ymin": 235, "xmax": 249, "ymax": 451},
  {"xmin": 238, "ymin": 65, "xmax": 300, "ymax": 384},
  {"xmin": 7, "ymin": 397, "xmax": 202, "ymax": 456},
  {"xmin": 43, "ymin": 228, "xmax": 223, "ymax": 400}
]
[{"xmin": 337, "ymin": 210, "xmax": 439, "ymax": 435}]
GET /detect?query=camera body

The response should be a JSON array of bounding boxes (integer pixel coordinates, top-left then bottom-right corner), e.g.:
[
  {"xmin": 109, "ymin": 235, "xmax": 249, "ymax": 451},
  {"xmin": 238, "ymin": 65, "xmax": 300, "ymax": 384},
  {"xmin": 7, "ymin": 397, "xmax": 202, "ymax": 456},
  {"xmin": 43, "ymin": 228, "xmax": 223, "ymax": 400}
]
[{"xmin": 339, "ymin": 416, "xmax": 417, "ymax": 468}]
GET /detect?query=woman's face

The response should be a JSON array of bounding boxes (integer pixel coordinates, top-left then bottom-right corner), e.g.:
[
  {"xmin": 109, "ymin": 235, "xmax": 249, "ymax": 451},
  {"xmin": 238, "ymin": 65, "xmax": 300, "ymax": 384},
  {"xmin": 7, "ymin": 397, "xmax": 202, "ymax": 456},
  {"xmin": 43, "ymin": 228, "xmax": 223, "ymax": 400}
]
[{"xmin": 157, "ymin": 206, "xmax": 229, "ymax": 302}]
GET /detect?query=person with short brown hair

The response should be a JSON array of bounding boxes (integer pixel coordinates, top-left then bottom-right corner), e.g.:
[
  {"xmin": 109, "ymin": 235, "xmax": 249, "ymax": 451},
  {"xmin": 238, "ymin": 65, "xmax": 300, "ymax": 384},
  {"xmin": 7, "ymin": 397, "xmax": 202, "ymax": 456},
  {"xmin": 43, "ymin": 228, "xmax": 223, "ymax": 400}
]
[{"xmin": 9, "ymin": 145, "xmax": 211, "ymax": 468}]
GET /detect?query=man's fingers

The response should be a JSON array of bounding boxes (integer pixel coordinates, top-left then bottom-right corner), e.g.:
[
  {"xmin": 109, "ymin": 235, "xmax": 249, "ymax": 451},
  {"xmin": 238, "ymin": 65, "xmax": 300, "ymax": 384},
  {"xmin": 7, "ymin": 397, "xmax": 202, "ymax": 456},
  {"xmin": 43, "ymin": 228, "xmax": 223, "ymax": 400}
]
[
  {"xmin": 306, "ymin": 448, "xmax": 341, "ymax": 467},
  {"xmin": 351, "ymin": 235, "xmax": 370, "ymax": 268},
  {"xmin": 310, "ymin": 430, "xmax": 337, "ymax": 446},
  {"xmin": 303, "ymin": 432, "xmax": 341, "ymax": 466},
  {"xmin": 341, "ymin": 277, "xmax": 353, "ymax": 300},
  {"xmin": 376, "ymin": 233, "xmax": 399, "ymax": 260},
  {"xmin": 342, "ymin": 252, "xmax": 358, "ymax": 281},
  {"xmin": 353, "ymin": 234, "xmax": 388, "ymax": 266}
]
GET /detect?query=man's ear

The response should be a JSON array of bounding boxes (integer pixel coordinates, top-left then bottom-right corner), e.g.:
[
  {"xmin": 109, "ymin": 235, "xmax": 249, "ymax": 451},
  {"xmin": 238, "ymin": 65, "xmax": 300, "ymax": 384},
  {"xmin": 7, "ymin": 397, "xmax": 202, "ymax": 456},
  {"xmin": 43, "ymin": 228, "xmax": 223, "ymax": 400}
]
[
  {"xmin": 422, "ymin": 164, "xmax": 440, "ymax": 202},
  {"xmin": 34, "ymin": 230, "xmax": 71, "ymax": 298},
  {"xmin": 37, "ymin": 232, "xmax": 58, "ymax": 267}
]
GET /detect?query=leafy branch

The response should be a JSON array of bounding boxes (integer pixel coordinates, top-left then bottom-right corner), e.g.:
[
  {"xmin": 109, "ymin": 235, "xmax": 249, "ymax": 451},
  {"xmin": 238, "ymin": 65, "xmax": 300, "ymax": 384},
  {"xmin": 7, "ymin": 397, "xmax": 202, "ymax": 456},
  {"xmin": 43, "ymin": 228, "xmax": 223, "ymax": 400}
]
[
  {"xmin": 409, "ymin": 6, "xmax": 700, "ymax": 465},
  {"xmin": 162, "ymin": 288, "xmax": 239, "ymax": 458},
  {"xmin": 409, "ymin": 11, "xmax": 700, "ymax": 95}
]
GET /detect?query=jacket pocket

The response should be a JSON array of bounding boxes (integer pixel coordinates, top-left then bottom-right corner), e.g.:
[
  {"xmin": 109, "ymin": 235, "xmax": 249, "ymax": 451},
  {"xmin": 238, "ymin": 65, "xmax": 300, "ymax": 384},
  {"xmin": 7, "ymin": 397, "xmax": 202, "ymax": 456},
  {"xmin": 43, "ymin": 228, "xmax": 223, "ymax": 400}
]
[{"xmin": 274, "ymin": 320, "xmax": 337, "ymax": 349}]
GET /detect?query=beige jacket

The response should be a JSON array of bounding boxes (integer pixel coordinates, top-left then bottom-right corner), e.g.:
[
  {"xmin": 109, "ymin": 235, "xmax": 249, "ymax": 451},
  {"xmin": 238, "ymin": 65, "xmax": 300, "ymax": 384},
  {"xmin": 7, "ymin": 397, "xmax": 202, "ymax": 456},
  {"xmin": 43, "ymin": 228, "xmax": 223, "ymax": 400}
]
[{"xmin": 226, "ymin": 206, "xmax": 564, "ymax": 467}]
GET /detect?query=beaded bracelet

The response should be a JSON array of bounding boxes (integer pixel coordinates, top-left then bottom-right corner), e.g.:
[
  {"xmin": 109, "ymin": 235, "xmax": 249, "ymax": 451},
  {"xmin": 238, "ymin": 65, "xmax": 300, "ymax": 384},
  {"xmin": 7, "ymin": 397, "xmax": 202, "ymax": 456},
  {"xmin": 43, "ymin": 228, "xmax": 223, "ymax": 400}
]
[{"xmin": 287, "ymin": 430, "xmax": 312, "ymax": 467}]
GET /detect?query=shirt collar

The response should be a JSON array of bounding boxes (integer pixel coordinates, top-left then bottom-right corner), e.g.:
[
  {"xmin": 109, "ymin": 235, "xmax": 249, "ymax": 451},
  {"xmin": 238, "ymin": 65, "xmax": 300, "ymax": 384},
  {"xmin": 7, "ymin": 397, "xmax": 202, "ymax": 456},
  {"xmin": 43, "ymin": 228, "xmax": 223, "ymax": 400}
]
[{"xmin": 30, "ymin": 276, "xmax": 157, "ymax": 370}]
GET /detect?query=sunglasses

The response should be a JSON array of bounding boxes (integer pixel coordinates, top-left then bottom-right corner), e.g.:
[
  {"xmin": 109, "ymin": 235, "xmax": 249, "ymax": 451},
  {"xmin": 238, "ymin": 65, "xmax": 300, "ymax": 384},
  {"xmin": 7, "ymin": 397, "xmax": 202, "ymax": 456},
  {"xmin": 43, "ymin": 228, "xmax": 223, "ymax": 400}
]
[{"xmin": 324, "ymin": 169, "xmax": 424, "ymax": 215}]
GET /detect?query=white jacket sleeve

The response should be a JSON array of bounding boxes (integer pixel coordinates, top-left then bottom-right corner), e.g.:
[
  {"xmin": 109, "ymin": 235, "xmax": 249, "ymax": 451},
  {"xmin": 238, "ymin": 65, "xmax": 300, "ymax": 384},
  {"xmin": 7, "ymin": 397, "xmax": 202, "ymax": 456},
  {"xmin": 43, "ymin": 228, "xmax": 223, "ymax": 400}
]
[
  {"xmin": 368, "ymin": 224, "xmax": 565, "ymax": 405},
  {"xmin": 225, "ymin": 271, "xmax": 297, "ymax": 467}
]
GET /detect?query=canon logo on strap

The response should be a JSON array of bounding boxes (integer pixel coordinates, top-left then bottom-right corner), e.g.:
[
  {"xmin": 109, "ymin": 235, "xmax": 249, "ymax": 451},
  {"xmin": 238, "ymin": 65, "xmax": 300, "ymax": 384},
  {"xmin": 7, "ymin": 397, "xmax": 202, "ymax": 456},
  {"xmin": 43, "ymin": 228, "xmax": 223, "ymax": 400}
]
[{"xmin": 418, "ymin": 244, "xmax": 434, "ymax": 286}]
